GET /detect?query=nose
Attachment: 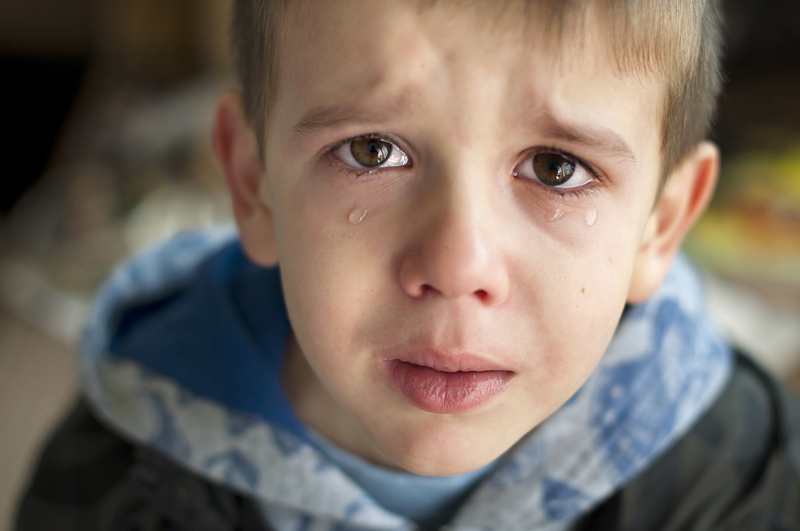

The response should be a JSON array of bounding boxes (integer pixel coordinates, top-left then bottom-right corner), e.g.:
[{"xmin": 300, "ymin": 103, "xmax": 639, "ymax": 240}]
[{"xmin": 399, "ymin": 177, "xmax": 510, "ymax": 306}]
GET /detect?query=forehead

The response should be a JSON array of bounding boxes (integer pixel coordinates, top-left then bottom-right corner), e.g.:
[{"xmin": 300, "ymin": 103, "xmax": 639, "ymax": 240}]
[{"xmin": 272, "ymin": 0, "xmax": 662, "ymax": 175}]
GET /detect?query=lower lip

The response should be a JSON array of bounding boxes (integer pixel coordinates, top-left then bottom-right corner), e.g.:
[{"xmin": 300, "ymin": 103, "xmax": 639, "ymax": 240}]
[{"xmin": 384, "ymin": 360, "xmax": 512, "ymax": 414}]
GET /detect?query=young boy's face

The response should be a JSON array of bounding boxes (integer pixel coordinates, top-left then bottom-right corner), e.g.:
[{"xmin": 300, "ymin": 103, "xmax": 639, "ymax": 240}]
[{"xmin": 219, "ymin": 1, "xmax": 715, "ymax": 475}]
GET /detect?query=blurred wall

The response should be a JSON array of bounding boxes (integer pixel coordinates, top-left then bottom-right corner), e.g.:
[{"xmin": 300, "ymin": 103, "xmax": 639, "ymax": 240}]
[
  {"xmin": 0, "ymin": 0, "xmax": 93, "ymax": 55},
  {"xmin": 0, "ymin": 0, "xmax": 93, "ymax": 214},
  {"xmin": 0, "ymin": 0, "xmax": 230, "ymax": 215}
]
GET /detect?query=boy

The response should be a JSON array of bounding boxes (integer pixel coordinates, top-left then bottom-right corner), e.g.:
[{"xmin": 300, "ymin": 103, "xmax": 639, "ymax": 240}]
[{"xmin": 16, "ymin": 0, "xmax": 800, "ymax": 530}]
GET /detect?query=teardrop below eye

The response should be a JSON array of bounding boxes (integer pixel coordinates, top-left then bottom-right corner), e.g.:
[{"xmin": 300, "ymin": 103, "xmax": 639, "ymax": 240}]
[
  {"xmin": 351, "ymin": 139, "xmax": 392, "ymax": 167},
  {"xmin": 349, "ymin": 207, "xmax": 368, "ymax": 224},
  {"xmin": 533, "ymin": 153, "xmax": 575, "ymax": 186}
]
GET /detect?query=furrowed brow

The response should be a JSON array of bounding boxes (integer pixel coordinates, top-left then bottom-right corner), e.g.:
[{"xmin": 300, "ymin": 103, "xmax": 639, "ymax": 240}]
[
  {"xmin": 292, "ymin": 91, "xmax": 417, "ymax": 140},
  {"xmin": 532, "ymin": 113, "xmax": 637, "ymax": 166},
  {"xmin": 292, "ymin": 105, "xmax": 373, "ymax": 139}
]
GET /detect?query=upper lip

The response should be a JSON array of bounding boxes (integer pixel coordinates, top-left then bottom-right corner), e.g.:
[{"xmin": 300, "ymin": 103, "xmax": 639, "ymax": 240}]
[{"xmin": 380, "ymin": 347, "xmax": 513, "ymax": 373}]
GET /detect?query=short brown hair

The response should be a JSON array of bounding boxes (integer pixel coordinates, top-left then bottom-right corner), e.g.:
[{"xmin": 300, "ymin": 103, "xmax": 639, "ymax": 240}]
[{"xmin": 230, "ymin": 0, "xmax": 724, "ymax": 178}]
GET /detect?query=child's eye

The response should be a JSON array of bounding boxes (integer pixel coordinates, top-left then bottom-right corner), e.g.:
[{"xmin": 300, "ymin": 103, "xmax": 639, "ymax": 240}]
[
  {"xmin": 332, "ymin": 137, "xmax": 410, "ymax": 170},
  {"xmin": 513, "ymin": 152, "xmax": 595, "ymax": 190}
]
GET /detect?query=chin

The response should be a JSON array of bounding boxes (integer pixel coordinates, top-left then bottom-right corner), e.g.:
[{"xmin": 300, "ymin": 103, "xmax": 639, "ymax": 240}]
[
  {"xmin": 374, "ymin": 418, "xmax": 511, "ymax": 477},
  {"xmin": 394, "ymin": 446, "xmax": 502, "ymax": 477}
]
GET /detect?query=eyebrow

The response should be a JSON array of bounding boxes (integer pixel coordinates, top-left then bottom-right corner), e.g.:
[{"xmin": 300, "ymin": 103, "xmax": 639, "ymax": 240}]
[
  {"xmin": 291, "ymin": 92, "xmax": 417, "ymax": 140},
  {"xmin": 291, "ymin": 94, "xmax": 638, "ymax": 166},
  {"xmin": 530, "ymin": 112, "xmax": 638, "ymax": 166}
]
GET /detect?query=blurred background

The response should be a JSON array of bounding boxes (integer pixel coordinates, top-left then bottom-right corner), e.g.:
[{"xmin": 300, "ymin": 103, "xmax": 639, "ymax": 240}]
[{"xmin": 0, "ymin": 0, "xmax": 799, "ymax": 528}]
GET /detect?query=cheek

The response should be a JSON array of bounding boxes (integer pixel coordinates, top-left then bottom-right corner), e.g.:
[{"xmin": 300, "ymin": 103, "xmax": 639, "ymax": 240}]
[
  {"xmin": 506, "ymin": 195, "xmax": 644, "ymax": 385},
  {"xmin": 275, "ymin": 159, "xmax": 651, "ymax": 408},
  {"xmin": 273, "ymin": 175, "xmax": 405, "ymax": 362}
]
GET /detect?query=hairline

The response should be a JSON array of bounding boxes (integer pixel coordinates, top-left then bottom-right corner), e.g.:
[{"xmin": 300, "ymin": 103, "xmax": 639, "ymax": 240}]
[{"xmin": 233, "ymin": 0, "xmax": 722, "ymax": 182}]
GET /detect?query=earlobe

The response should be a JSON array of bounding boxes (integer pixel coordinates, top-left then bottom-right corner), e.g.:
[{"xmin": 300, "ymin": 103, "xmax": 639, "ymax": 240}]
[
  {"xmin": 213, "ymin": 92, "xmax": 279, "ymax": 267},
  {"xmin": 627, "ymin": 142, "xmax": 720, "ymax": 303}
]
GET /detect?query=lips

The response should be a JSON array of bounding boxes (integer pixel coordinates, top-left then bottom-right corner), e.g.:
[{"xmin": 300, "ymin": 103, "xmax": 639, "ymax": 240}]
[{"xmin": 382, "ymin": 352, "xmax": 513, "ymax": 414}]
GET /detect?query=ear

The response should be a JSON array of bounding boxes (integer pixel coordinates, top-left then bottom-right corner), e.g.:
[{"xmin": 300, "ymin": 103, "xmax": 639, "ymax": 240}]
[
  {"xmin": 213, "ymin": 92, "xmax": 279, "ymax": 267},
  {"xmin": 627, "ymin": 141, "xmax": 719, "ymax": 303}
]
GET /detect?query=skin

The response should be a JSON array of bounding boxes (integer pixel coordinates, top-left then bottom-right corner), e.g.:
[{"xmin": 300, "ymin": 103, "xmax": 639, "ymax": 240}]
[{"xmin": 213, "ymin": 1, "xmax": 720, "ymax": 476}]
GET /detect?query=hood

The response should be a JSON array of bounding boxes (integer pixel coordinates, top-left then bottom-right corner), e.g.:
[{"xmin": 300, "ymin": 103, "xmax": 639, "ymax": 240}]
[{"xmin": 80, "ymin": 228, "xmax": 732, "ymax": 531}]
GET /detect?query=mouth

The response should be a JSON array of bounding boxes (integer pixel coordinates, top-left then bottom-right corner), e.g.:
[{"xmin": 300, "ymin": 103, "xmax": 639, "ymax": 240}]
[{"xmin": 382, "ymin": 355, "xmax": 514, "ymax": 414}]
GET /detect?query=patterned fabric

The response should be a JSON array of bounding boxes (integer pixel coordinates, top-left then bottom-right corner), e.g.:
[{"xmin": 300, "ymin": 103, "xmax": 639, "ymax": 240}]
[
  {"xmin": 79, "ymin": 229, "xmax": 733, "ymax": 531},
  {"xmin": 18, "ymin": 355, "xmax": 800, "ymax": 531}
]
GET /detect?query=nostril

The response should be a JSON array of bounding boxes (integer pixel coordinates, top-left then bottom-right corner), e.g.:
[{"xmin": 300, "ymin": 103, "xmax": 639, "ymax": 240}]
[
  {"xmin": 415, "ymin": 285, "xmax": 491, "ymax": 301},
  {"xmin": 398, "ymin": 244, "xmax": 509, "ymax": 305}
]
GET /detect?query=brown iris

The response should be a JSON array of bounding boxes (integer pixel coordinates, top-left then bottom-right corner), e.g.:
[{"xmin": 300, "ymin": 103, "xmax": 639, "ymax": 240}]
[
  {"xmin": 533, "ymin": 153, "xmax": 575, "ymax": 186},
  {"xmin": 350, "ymin": 138, "xmax": 392, "ymax": 167}
]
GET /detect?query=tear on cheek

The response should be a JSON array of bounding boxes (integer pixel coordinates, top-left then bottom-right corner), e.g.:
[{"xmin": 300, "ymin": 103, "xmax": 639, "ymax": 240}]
[
  {"xmin": 516, "ymin": 184, "xmax": 601, "ymax": 230},
  {"xmin": 349, "ymin": 207, "xmax": 369, "ymax": 224},
  {"xmin": 548, "ymin": 205, "xmax": 598, "ymax": 227}
]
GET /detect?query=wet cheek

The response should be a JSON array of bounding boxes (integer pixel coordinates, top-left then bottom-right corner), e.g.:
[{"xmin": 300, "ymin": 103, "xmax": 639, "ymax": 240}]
[
  {"xmin": 279, "ymin": 184, "xmax": 405, "ymax": 347},
  {"xmin": 512, "ymin": 181, "xmax": 601, "ymax": 231}
]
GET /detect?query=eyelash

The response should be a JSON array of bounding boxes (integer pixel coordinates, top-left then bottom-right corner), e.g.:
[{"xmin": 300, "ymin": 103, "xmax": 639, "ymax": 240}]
[
  {"xmin": 323, "ymin": 135, "xmax": 606, "ymax": 199},
  {"xmin": 519, "ymin": 146, "xmax": 606, "ymax": 201},
  {"xmin": 324, "ymin": 133, "xmax": 411, "ymax": 178}
]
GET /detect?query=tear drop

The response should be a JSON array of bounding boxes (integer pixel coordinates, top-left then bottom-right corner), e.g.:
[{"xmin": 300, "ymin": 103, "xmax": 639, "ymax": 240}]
[
  {"xmin": 584, "ymin": 209, "xmax": 598, "ymax": 227},
  {"xmin": 550, "ymin": 209, "xmax": 566, "ymax": 222},
  {"xmin": 349, "ymin": 207, "xmax": 368, "ymax": 225}
]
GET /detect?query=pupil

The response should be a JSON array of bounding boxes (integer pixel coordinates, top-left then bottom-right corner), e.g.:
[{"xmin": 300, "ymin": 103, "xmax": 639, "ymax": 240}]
[
  {"xmin": 351, "ymin": 139, "xmax": 392, "ymax": 167},
  {"xmin": 533, "ymin": 153, "xmax": 575, "ymax": 186}
]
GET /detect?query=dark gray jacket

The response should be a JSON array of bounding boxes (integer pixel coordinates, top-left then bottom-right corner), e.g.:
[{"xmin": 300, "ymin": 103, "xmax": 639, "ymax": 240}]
[{"xmin": 15, "ymin": 353, "xmax": 800, "ymax": 531}]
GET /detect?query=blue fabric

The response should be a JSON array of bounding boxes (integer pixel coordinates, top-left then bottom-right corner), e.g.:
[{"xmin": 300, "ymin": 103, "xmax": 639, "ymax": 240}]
[
  {"xmin": 110, "ymin": 241, "xmax": 303, "ymax": 438},
  {"xmin": 309, "ymin": 430, "xmax": 499, "ymax": 530},
  {"xmin": 81, "ymin": 229, "xmax": 734, "ymax": 531},
  {"xmin": 110, "ymin": 238, "xmax": 493, "ymax": 528}
]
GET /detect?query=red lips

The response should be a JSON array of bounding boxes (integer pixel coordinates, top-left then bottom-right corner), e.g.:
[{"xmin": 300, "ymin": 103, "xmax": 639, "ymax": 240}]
[{"xmin": 383, "ymin": 352, "xmax": 513, "ymax": 414}]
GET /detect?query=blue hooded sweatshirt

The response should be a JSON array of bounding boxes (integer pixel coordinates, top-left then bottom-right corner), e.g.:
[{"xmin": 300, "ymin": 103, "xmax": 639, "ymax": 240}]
[{"xmin": 79, "ymin": 228, "xmax": 732, "ymax": 531}]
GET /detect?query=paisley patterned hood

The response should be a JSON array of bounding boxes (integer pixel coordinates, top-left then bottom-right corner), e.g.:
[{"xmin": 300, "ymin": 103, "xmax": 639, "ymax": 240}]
[{"xmin": 80, "ymin": 228, "xmax": 732, "ymax": 531}]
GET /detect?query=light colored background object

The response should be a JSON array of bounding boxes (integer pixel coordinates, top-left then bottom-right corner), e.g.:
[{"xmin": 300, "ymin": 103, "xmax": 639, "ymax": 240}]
[{"xmin": 0, "ymin": 313, "xmax": 78, "ymax": 531}]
